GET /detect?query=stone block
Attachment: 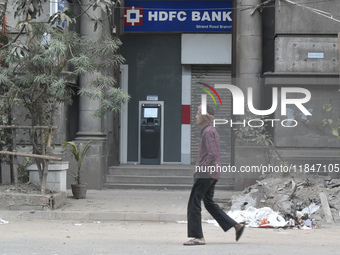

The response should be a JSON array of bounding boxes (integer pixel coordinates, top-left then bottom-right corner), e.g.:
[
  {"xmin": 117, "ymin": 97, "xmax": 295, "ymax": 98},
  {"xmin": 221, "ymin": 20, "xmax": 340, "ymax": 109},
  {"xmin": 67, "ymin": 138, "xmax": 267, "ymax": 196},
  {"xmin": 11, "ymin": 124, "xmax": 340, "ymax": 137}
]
[
  {"xmin": 275, "ymin": 1, "xmax": 340, "ymax": 34},
  {"xmin": 0, "ymin": 191, "xmax": 67, "ymax": 211},
  {"xmin": 0, "ymin": 163, "xmax": 11, "ymax": 184},
  {"xmin": 51, "ymin": 191, "xmax": 67, "ymax": 209},
  {"xmin": 275, "ymin": 36, "xmax": 338, "ymax": 73},
  {"xmin": 319, "ymin": 192, "xmax": 334, "ymax": 223},
  {"xmin": 28, "ymin": 162, "xmax": 68, "ymax": 192}
]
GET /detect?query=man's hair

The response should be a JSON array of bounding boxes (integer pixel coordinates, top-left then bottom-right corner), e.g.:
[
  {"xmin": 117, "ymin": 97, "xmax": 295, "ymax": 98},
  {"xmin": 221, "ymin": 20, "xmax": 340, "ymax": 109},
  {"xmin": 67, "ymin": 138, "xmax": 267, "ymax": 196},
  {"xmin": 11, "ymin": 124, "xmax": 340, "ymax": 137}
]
[{"xmin": 207, "ymin": 105, "xmax": 214, "ymax": 116}]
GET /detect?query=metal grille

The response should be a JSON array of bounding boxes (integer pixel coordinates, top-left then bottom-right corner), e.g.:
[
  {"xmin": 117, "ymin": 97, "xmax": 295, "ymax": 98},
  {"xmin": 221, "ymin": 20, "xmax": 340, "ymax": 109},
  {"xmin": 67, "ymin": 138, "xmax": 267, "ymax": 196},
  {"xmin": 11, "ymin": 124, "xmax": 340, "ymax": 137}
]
[{"xmin": 190, "ymin": 65, "xmax": 232, "ymax": 165}]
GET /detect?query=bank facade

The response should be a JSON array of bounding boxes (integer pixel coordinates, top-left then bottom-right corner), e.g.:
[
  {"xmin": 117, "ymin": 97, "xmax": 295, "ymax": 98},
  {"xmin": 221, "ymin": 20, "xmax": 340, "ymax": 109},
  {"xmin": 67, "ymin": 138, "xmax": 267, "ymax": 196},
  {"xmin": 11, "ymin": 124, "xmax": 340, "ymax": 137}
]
[{"xmin": 1, "ymin": 0, "xmax": 340, "ymax": 190}]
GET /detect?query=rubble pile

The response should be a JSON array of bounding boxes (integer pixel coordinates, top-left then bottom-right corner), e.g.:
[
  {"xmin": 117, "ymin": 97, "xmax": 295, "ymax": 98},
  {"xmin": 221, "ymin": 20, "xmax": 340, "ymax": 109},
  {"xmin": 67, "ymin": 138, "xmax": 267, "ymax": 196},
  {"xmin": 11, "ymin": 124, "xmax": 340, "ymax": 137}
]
[{"xmin": 230, "ymin": 173, "xmax": 340, "ymax": 228}]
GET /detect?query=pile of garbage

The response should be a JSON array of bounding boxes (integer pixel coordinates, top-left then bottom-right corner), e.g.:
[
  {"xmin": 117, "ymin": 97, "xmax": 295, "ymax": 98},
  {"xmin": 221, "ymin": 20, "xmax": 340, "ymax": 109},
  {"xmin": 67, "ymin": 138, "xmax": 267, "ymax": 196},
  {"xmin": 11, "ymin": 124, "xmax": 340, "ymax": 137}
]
[{"xmin": 229, "ymin": 172, "xmax": 340, "ymax": 229}]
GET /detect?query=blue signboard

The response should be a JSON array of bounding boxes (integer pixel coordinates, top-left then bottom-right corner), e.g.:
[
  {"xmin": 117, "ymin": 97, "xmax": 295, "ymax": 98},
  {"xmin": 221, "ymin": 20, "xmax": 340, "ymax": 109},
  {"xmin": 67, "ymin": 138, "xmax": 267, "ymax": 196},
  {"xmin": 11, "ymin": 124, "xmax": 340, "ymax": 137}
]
[
  {"xmin": 124, "ymin": 1, "xmax": 232, "ymax": 33},
  {"xmin": 58, "ymin": 0, "xmax": 65, "ymax": 29}
]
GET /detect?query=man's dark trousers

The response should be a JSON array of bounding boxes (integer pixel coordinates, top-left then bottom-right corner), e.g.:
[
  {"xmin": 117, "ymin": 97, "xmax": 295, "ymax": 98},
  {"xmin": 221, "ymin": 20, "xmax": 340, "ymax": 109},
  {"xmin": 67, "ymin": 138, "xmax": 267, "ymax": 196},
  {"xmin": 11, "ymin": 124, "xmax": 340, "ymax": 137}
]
[{"xmin": 187, "ymin": 178, "xmax": 237, "ymax": 238}]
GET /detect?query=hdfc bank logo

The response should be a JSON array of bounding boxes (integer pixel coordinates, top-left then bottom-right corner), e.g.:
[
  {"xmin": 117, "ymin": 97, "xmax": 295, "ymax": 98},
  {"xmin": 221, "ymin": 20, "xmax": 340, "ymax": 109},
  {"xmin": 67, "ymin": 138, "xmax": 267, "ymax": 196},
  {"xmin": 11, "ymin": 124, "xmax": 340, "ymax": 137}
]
[{"xmin": 124, "ymin": 6, "xmax": 143, "ymax": 26}]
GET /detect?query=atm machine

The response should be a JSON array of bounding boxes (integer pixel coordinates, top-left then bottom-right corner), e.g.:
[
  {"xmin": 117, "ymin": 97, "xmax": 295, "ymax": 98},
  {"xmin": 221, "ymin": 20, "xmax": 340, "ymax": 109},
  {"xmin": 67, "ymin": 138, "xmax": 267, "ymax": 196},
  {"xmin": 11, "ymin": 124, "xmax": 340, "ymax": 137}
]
[{"xmin": 138, "ymin": 101, "xmax": 164, "ymax": 164}]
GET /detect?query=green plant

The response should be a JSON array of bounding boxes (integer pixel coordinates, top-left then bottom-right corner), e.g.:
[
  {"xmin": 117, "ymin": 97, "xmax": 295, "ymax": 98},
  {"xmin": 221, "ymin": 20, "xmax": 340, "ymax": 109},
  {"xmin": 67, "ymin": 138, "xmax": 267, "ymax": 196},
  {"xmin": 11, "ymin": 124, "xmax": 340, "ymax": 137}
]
[
  {"xmin": 18, "ymin": 157, "xmax": 32, "ymax": 183},
  {"xmin": 234, "ymin": 108, "xmax": 287, "ymax": 166},
  {"xmin": 0, "ymin": 96, "xmax": 15, "ymax": 160},
  {"xmin": 62, "ymin": 140, "xmax": 94, "ymax": 185},
  {"xmin": 322, "ymin": 104, "xmax": 340, "ymax": 138}
]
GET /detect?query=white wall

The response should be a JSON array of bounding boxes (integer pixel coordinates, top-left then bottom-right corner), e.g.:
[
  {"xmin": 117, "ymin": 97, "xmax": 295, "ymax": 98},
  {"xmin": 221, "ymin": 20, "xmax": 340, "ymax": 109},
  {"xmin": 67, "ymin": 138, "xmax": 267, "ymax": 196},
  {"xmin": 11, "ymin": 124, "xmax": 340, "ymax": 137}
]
[{"xmin": 181, "ymin": 34, "xmax": 232, "ymax": 64}]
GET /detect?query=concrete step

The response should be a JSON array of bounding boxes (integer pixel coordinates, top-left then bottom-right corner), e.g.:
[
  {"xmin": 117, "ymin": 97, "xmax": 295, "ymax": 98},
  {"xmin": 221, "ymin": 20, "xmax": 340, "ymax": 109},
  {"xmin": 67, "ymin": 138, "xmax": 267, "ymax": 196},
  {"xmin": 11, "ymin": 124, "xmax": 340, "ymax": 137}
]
[
  {"xmin": 107, "ymin": 165, "xmax": 193, "ymax": 176},
  {"xmin": 106, "ymin": 175, "xmax": 194, "ymax": 184},
  {"xmin": 106, "ymin": 175, "xmax": 234, "ymax": 185},
  {"xmin": 103, "ymin": 183, "xmax": 235, "ymax": 190},
  {"xmin": 105, "ymin": 165, "xmax": 236, "ymax": 190}
]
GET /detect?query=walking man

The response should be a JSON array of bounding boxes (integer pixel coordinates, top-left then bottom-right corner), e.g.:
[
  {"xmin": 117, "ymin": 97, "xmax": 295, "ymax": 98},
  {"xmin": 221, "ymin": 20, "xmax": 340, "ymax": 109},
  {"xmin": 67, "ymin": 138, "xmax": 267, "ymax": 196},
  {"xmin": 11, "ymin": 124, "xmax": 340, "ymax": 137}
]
[{"xmin": 183, "ymin": 105, "xmax": 245, "ymax": 246}]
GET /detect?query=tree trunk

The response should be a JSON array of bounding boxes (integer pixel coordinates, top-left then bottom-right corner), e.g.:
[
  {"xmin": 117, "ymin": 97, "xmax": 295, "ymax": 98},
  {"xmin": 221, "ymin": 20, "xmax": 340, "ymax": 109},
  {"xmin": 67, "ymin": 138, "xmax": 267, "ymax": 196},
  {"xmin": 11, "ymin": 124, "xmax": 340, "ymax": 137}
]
[
  {"xmin": 0, "ymin": 1, "xmax": 8, "ymax": 22},
  {"xmin": 40, "ymin": 98, "xmax": 57, "ymax": 194},
  {"xmin": 40, "ymin": 160, "xmax": 49, "ymax": 194}
]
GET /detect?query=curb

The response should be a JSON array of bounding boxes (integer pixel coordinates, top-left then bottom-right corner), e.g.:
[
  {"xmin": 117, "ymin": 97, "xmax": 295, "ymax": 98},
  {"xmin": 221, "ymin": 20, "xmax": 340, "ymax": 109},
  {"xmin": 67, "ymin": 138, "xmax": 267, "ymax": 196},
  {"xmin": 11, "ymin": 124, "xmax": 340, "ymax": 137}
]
[{"xmin": 0, "ymin": 210, "xmax": 188, "ymax": 222}]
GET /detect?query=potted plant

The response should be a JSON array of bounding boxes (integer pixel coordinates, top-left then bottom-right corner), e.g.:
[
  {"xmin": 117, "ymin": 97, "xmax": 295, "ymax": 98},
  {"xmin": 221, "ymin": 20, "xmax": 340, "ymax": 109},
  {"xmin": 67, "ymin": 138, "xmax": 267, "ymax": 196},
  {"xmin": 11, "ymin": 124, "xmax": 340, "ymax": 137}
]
[{"xmin": 62, "ymin": 140, "xmax": 94, "ymax": 199}]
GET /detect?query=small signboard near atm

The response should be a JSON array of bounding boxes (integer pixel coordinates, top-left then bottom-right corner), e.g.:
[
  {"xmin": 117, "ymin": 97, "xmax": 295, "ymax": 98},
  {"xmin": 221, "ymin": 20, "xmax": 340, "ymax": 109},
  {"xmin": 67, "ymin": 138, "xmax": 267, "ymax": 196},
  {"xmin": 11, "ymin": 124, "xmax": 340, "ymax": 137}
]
[{"xmin": 146, "ymin": 95, "xmax": 159, "ymax": 101}]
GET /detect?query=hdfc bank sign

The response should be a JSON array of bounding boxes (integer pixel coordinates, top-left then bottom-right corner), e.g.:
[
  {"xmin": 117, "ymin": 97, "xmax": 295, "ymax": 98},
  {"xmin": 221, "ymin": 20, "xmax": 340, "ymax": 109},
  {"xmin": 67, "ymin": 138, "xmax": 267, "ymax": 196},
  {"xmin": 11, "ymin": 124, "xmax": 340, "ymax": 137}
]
[{"xmin": 124, "ymin": 1, "xmax": 232, "ymax": 32}]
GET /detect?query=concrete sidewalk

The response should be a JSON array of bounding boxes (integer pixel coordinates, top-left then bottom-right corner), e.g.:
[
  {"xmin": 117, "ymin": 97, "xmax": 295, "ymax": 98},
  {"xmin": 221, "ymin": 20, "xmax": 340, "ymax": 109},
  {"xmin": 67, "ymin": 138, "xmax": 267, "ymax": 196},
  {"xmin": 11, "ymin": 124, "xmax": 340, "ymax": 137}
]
[{"xmin": 0, "ymin": 189, "xmax": 235, "ymax": 222}]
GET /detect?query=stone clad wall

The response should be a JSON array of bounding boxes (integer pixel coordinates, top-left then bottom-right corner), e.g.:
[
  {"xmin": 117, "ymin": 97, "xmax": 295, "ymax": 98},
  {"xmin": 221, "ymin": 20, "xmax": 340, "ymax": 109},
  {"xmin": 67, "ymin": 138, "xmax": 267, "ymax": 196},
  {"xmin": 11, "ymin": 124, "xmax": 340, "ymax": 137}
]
[{"xmin": 262, "ymin": 0, "xmax": 340, "ymax": 172}]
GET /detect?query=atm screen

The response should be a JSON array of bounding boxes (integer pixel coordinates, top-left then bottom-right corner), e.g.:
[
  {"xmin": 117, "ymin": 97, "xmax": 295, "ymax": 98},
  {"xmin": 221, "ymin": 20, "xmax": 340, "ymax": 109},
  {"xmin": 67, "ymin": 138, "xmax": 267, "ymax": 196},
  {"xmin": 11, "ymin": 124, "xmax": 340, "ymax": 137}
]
[{"xmin": 144, "ymin": 108, "xmax": 158, "ymax": 118}]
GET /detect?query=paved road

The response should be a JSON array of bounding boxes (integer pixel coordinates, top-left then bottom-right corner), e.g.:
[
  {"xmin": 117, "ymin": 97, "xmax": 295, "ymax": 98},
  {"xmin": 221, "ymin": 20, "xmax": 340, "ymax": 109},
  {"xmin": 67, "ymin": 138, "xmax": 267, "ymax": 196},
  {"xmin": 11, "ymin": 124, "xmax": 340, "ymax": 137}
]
[{"xmin": 1, "ymin": 219, "xmax": 339, "ymax": 255}]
